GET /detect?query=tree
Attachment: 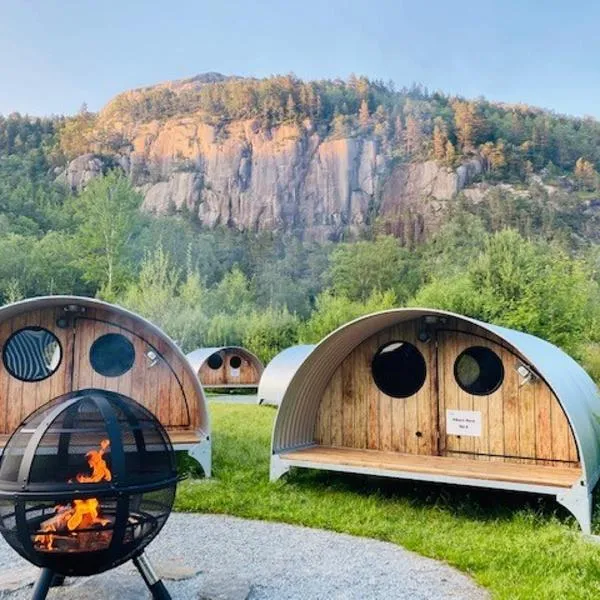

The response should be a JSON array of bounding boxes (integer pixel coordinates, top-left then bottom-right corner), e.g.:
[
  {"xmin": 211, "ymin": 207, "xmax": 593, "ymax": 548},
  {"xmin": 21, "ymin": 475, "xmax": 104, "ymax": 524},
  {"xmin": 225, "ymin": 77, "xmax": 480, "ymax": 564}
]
[
  {"xmin": 241, "ymin": 307, "xmax": 300, "ymax": 363},
  {"xmin": 393, "ymin": 115, "xmax": 404, "ymax": 147},
  {"xmin": 413, "ymin": 229, "xmax": 600, "ymax": 355},
  {"xmin": 300, "ymin": 289, "xmax": 397, "ymax": 343},
  {"xmin": 285, "ymin": 94, "xmax": 297, "ymax": 120},
  {"xmin": 432, "ymin": 118, "xmax": 448, "ymax": 160},
  {"xmin": 328, "ymin": 236, "xmax": 421, "ymax": 303},
  {"xmin": 574, "ymin": 157, "xmax": 598, "ymax": 191},
  {"xmin": 358, "ymin": 99, "xmax": 370, "ymax": 129},
  {"xmin": 373, "ymin": 105, "xmax": 389, "ymax": 138},
  {"xmin": 452, "ymin": 100, "xmax": 481, "ymax": 151},
  {"xmin": 73, "ymin": 171, "xmax": 143, "ymax": 299},
  {"xmin": 445, "ymin": 140, "xmax": 457, "ymax": 165},
  {"xmin": 404, "ymin": 115, "xmax": 423, "ymax": 156}
]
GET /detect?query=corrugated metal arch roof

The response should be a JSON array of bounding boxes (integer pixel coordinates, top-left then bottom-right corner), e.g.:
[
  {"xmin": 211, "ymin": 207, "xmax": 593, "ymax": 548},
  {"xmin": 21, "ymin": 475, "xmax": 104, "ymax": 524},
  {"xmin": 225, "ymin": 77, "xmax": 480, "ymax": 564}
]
[
  {"xmin": 186, "ymin": 347, "xmax": 264, "ymax": 376},
  {"xmin": 272, "ymin": 308, "xmax": 600, "ymax": 487},
  {"xmin": 0, "ymin": 295, "xmax": 210, "ymax": 438},
  {"xmin": 258, "ymin": 345, "xmax": 315, "ymax": 406}
]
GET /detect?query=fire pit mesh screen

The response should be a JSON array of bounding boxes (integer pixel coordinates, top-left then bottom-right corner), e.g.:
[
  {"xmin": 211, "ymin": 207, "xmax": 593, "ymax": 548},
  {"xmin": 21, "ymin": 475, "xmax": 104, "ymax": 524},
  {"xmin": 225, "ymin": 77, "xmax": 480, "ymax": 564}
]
[{"xmin": 0, "ymin": 390, "xmax": 178, "ymax": 576}]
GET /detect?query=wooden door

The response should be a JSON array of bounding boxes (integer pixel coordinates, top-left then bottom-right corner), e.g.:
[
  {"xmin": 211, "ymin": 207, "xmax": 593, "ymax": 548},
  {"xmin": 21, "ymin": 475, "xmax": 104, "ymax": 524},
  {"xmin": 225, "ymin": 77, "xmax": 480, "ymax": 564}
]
[
  {"xmin": 72, "ymin": 317, "xmax": 190, "ymax": 427},
  {"xmin": 437, "ymin": 330, "xmax": 578, "ymax": 463}
]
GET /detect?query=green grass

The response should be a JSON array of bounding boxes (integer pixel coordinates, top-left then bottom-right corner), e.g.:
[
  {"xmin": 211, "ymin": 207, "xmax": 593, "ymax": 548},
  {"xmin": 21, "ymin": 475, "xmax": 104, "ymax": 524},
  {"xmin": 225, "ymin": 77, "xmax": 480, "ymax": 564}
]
[{"xmin": 175, "ymin": 403, "xmax": 600, "ymax": 599}]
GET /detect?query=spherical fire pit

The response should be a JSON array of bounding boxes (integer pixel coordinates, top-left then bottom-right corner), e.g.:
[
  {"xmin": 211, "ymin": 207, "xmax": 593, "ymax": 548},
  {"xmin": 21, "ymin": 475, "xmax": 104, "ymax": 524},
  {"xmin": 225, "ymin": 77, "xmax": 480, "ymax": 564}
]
[{"xmin": 0, "ymin": 389, "xmax": 178, "ymax": 599}]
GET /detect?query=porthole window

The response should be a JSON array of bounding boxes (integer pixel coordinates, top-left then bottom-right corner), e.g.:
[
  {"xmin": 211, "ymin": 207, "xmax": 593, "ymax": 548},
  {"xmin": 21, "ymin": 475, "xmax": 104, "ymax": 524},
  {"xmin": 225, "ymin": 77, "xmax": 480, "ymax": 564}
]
[
  {"xmin": 454, "ymin": 346, "xmax": 504, "ymax": 395},
  {"xmin": 207, "ymin": 353, "xmax": 223, "ymax": 370},
  {"xmin": 230, "ymin": 355, "xmax": 242, "ymax": 369},
  {"xmin": 90, "ymin": 333, "xmax": 135, "ymax": 378},
  {"xmin": 3, "ymin": 327, "xmax": 62, "ymax": 382},
  {"xmin": 371, "ymin": 341, "xmax": 427, "ymax": 398}
]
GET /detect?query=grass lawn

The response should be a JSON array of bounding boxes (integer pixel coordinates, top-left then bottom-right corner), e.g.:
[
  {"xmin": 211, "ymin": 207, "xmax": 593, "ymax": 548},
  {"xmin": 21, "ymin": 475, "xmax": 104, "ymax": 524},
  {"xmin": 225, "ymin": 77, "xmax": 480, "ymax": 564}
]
[{"xmin": 176, "ymin": 402, "xmax": 600, "ymax": 599}]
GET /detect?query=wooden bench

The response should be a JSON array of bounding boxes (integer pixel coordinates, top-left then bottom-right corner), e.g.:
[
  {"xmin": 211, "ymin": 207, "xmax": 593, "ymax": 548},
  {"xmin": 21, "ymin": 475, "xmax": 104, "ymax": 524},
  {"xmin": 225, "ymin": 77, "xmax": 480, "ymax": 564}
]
[{"xmin": 281, "ymin": 446, "xmax": 581, "ymax": 489}]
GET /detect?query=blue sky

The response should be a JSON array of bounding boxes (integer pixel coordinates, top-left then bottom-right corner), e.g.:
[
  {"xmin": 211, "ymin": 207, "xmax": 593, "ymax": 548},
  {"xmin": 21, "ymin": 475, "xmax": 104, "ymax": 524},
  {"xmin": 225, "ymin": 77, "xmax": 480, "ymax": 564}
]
[{"xmin": 0, "ymin": 0, "xmax": 598, "ymax": 118}]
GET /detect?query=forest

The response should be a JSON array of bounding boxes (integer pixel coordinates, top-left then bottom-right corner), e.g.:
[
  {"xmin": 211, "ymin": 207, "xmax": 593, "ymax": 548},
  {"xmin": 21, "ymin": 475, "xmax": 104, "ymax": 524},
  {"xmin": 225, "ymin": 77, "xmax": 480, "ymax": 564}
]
[{"xmin": 2, "ymin": 75, "xmax": 600, "ymax": 380}]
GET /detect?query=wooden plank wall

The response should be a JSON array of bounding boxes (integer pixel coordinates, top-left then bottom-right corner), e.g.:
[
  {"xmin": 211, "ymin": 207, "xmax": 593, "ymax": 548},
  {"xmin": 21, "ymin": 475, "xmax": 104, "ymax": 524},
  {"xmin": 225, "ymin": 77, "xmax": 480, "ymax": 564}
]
[
  {"xmin": 199, "ymin": 350, "xmax": 260, "ymax": 386},
  {"xmin": 438, "ymin": 328, "xmax": 578, "ymax": 467},
  {"xmin": 315, "ymin": 317, "xmax": 579, "ymax": 468},
  {"xmin": 0, "ymin": 305, "xmax": 206, "ymax": 435},
  {"xmin": 316, "ymin": 321, "xmax": 437, "ymax": 455}
]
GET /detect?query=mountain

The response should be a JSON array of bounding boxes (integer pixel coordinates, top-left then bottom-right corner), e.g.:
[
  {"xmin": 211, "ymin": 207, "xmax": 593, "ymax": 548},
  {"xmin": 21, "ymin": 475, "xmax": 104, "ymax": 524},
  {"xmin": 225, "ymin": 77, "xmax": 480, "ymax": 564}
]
[{"xmin": 18, "ymin": 73, "xmax": 600, "ymax": 243}]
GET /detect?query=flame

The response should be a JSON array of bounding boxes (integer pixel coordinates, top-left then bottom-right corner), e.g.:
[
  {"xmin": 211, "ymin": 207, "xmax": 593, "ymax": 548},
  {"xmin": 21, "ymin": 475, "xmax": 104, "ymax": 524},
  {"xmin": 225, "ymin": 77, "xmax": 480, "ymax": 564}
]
[
  {"xmin": 76, "ymin": 439, "xmax": 111, "ymax": 484},
  {"xmin": 34, "ymin": 440, "xmax": 112, "ymax": 551}
]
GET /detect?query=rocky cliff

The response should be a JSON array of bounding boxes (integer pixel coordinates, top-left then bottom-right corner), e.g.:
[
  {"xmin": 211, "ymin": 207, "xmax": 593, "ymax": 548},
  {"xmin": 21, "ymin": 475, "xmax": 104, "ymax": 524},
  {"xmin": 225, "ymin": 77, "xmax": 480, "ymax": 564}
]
[{"xmin": 60, "ymin": 96, "xmax": 483, "ymax": 241}]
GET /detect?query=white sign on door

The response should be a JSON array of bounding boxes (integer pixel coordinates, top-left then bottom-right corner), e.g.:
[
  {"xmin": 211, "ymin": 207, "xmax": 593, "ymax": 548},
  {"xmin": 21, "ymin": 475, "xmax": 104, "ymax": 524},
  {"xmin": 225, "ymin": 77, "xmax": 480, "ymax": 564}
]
[{"xmin": 446, "ymin": 410, "xmax": 482, "ymax": 437}]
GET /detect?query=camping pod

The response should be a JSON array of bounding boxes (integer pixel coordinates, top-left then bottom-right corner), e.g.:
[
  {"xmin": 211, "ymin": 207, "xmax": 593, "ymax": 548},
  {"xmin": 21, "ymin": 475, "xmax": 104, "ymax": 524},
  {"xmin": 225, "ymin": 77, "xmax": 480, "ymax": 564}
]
[
  {"xmin": 187, "ymin": 347, "xmax": 264, "ymax": 390},
  {"xmin": 270, "ymin": 308, "xmax": 600, "ymax": 533},
  {"xmin": 258, "ymin": 345, "xmax": 315, "ymax": 406},
  {"xmin": 0, "ymin": 296, "xmax": 211, "ymax": 476}
]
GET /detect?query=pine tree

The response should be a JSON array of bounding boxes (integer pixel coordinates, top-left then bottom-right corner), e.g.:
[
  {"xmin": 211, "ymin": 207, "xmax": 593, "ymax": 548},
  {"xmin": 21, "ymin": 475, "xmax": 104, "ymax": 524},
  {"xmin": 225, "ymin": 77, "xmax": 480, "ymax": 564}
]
[
  {"xmin": 373, "ymin": 105, "xmax": 389, "ymax": 138},
  {"xmin": 393, "ymin": 115, "xmax": 404, "ymax": 146},
  {"xmin": 286, "ymin": 94, "xmax": 297, "ymax": 120},
  {"xmin": 404, "ymin": 115, "xmax": 422, "ymax": 155},
  {"xmin": 574, "ymin": 157, "xmax": 599, "ymax": 191},
  {"xmin": 358, "ymin": 99, "xmax": 370, "ymax": 129},
  {"xmin": 452, "ymin": 100, "xmax": 481, "ymax": 151},
  {"xmin": 432, "ymin": 118, "xmax": 448, "ymax": 160},
  {"xmin": 445, "ymin": 140, "xmax": 457, "ymax": 165}
]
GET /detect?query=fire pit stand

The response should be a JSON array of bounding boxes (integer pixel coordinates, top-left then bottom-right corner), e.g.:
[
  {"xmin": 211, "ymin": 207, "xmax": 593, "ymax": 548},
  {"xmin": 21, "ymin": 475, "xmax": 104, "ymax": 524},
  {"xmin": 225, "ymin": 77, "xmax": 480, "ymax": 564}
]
[
  {"xmin": 0, "ymin": 390, "xmax": 179, "ymax": 600},
  {"xmin": 30, "ymin": 551, "xmax": 170, "ymax": 600}
]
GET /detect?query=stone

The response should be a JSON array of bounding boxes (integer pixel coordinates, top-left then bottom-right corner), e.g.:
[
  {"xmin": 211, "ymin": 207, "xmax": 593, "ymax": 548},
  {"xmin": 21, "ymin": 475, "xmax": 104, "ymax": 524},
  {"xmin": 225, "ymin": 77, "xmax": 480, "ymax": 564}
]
[
  {"xmin": 44, "ymin": 575, "xmax": 145, "ymax": 599},
  {"xmin": 197, "ymin": 574, "xmax": 251, "ymax": 600},
  {"xmin": 55, "ymin": 154, "xmax": 109, "ymax": 192},
  {"xmin": 154, "ymin": 558, "xmax": 202, "ymax": 581},
  {"xmin": 0, "ymin": 564, "xmax": 39, "ymax": 592}
]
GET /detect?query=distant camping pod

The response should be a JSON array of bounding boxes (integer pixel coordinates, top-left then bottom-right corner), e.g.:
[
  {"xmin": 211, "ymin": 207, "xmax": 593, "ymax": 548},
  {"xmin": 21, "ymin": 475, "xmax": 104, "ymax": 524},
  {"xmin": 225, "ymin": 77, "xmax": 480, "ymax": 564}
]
[
  {"xmin": 187, "ymin": 347, "xmax": 264, "ymax": 390},
  {"xmin": 0, "ymin": 296, "xmax": 211, "ymax": 477},
  {"xmin": 270, "ymin": 308, "xmax": 600, "ymax": 533},
  {"xmin": 257, "ymin": 345, "xmax": 315, "ymax": 406}
]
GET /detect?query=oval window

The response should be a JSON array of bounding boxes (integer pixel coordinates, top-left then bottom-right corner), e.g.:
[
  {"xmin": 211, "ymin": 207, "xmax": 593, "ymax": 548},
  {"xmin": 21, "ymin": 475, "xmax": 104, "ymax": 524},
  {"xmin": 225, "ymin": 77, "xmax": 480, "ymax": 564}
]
[
  {"xmin": 207, "ymin": 353, "xmax": 223, "ymax": 370},
  {"xmin": 230, "ymin": 355, "xmax": 242, "ymax": 369},
  {"xmin": 90, "ymin": 333, "xmax": 135, "ymax": 377},
  {"xmin": 454, "ymin": 346, "xmax": 504, "ymax": 395},
  {"xmin": 3, "ymin": 327, "xmax": 62, "ymax": 382},
  {"xmin": 371, "ymin": 341, "xmax": 427, "ymax": 398}
]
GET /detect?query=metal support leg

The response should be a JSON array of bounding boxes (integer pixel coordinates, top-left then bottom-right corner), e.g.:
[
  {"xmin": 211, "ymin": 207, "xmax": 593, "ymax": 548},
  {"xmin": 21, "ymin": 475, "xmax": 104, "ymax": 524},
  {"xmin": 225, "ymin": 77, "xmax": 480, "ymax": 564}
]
[
  {"xmin": 31, "ymin": 568, "xmax": 55, "ymax": 600},
  {"xmin": 270, "ymin": 454, "xmax": 291, "ymax": 482},
  {"xmin": 187, "ymin": 437, "xmax": 212, "ymax": 478},
  {"xmin": 557, "ymin": 484, "xmax": 593, "ymax": 534},
  {"xmin": 133, "ymin": 552, "xmax": 172, "ymax": 600}
]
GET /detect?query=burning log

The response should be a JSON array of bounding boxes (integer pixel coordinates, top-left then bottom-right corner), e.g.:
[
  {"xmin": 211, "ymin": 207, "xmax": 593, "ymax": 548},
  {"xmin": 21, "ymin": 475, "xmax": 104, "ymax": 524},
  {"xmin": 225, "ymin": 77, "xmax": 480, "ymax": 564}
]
[{"xmin": 34, "ymin": 440, "xmax": 112, "ymax": 551}]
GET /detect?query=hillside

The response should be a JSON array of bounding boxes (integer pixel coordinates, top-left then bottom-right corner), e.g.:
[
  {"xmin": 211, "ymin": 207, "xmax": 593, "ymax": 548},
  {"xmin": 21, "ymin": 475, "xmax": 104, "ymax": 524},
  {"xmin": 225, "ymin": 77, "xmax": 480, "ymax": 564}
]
[
  {"xmin": 2, "ymin": 74, "xmax": 600, "ymax": 382},
  {"xmin": 54, "ymin": 73, "xmax": 600, "ymax": 243}
]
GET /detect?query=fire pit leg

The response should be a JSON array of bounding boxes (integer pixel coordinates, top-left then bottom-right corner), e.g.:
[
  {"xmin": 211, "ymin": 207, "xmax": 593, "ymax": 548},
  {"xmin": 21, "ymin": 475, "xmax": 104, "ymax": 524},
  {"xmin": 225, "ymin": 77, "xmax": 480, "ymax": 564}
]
[
  {"xmin": 31, "ymin": 568, "xmax": 55, "ymax": 600},
  {"xmin": 133, "ymin": 552, "xmax": 171, "ymax": 600}
]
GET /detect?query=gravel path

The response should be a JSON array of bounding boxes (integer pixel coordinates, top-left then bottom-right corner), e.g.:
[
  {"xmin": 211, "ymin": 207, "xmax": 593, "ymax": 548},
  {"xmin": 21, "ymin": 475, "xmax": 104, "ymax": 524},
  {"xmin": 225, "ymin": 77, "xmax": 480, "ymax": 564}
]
[{"xmin": 0, "ymin": 513, "xmax": 488, "ymax": 599}]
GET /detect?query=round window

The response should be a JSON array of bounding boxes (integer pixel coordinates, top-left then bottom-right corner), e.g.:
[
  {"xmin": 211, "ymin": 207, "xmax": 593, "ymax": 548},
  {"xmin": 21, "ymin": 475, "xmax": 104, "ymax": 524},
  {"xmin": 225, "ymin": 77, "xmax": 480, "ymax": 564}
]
[
  {"xmin": 454, "ymin": 346, "xmax": 504, "ymax": 395},
  {"xmin": 230, "ymin": 355, "xmax": 242, "ymax": 369},
  {"xmin": 90, "ymin": 333, "xmax": 135, "ymax": 378},
  {"xmin": 207, "ymin": 353, "xmax": 223, "ymax": 370},
  {"xmin": 3, "ymin": 327, "xmax": 62, "ymax": 382},
  {"xmin": 371, "ymin": 341, "xmax": 427, "ymax": 398}
]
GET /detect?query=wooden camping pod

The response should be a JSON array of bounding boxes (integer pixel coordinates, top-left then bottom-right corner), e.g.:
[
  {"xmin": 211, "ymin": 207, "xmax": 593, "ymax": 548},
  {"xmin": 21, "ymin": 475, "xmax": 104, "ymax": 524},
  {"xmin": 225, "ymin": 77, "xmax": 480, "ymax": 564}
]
[
  {"xmin": 0, "ymin": 296, "xmax": 211, "ymax": 476},
  {"xmin": 271, "ymin": 309, "xmax": 600, "ymax": 533},
  {"xmin": 187, "ymin": 347, "xmax": 264, "ymax": 389}
]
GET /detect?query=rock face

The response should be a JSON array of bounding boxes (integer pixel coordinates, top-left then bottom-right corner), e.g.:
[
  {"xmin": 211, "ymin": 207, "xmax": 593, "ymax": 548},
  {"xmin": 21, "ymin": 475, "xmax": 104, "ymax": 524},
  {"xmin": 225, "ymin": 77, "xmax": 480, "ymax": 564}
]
[
  {"xmin": 60, "ymin": 117, "xmax": 483, "ymax": 240},
  {"xmin": 56, "ymin": 153, "xmax": 108, "ymax": 193}
]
